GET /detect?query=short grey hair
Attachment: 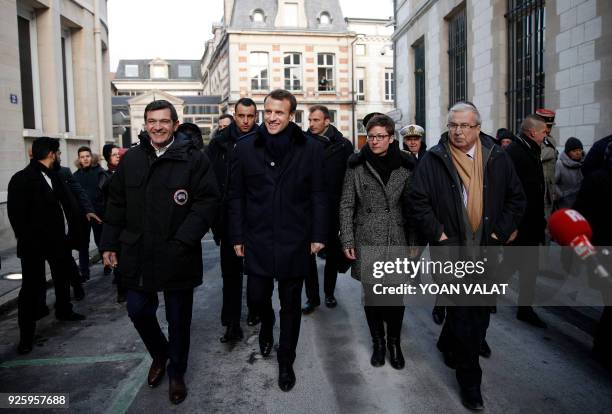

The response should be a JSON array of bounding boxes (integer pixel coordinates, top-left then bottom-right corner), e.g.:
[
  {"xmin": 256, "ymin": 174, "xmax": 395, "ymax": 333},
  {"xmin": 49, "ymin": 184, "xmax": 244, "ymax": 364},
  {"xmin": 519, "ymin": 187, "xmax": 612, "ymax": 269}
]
[{"xmin": 447, "ymin": 102, "xmax": 481, "ymax": 125}]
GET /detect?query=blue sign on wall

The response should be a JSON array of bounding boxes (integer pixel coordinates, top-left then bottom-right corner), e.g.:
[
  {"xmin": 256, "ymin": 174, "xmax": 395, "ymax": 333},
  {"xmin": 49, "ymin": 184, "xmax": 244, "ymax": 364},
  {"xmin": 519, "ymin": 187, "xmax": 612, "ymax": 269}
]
[{"xmin": 10, "ymin": 94, "xmax": 18, "ymax": 104}]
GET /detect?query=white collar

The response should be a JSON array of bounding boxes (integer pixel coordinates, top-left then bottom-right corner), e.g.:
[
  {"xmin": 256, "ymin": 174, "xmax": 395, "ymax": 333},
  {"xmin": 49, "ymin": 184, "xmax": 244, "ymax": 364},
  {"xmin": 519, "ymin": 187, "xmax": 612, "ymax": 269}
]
[{"xmin": 153, "ymin": 137, "xmax": 174, "ymax": 157}]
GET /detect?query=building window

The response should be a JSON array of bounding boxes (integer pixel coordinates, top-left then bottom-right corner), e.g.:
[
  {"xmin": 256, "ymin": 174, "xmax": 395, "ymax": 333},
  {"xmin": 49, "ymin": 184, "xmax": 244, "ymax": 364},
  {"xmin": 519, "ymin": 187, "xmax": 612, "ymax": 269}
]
[
  {"xmin": 448, "ymin": 6, "xmax": 467, "ymax": 106},
  {"xmin": 283, "ymin": 2, "xmax": 298, "ymax": 26},
  {"xmin": 283, "ymin": 53, "xmax": 302, "ymax": 91},
  {"xmin": 355, "ymin": 44, "xmax": 366, "ymax": 56},
  {"xmin": 384, "ymin": 69, "xmax": 394, "ymax": 101},
  {"xmin": 60, "ymin": 30, "xmax": 75, "ymax": 133},
  {"xmin": 355, "ymin": 67, "xmax": 365, "ymax": 101},
  {"xmin": 317, "ymin": 53, "xmax": 335, "ymax": 91},
  {"xmin": 329, "ymin": 110, "xmax": 336, "ymax": 124},
  {"xmin": 506, "ymin": 0, "xmax": 546, "ymax": 132},
  {"xmin": 125, "ymin": 64, "xmax": 139, "ymax": 77},
  {"xmin": 257, "ymin": 110, "xmax": 265, "ymax": 124},
  {"xmin": 250, "ymin": 52, "xmax": 269, "ymax": 91},
  {"xmin": 151, "ymin": 63, "xmax": 168, "ymax": 79},
  {"xmin": 252, "ymin": 9, "xmax": 265, "ymax": 23},
  {"xmin": 178, "ymin": 64, "xmax": 192, "ymax": 78},
  {"xmin": 357, "ymin": 118, "xmax": 366, "ymax": 134},
  {"xmin": 413, "ymin": 38, "xmax": 426, "ymax": 129},
  {"xmin": 319, "ymin": 12, "xmax": 331, "ymax": 25},
  {"xmin": 294, "ymin": 110, "xmax": 303, "ymax": 128},
  {"xmin": 17, "ymin": 15, "xmax": 35, "ymax": 129}
]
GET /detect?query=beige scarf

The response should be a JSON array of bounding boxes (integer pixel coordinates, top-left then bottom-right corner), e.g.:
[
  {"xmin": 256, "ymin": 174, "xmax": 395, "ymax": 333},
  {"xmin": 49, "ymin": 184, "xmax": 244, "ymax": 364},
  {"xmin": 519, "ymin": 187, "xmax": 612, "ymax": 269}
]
[{"xmin": 449, "ymin": 140, "xmax": 484, "ymax": 233}]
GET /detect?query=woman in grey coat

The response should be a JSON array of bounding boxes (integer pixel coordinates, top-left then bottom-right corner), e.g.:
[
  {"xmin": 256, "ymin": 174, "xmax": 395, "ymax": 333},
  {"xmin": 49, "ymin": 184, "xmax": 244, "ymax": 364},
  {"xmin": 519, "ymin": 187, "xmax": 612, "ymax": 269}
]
[
  {"xmin": 555, "ymin": 137, "xmax": 584, "ymax": 209},
  {"xmin": 339, "ymin": 115, "xmax": 416, "ymax": 370}
]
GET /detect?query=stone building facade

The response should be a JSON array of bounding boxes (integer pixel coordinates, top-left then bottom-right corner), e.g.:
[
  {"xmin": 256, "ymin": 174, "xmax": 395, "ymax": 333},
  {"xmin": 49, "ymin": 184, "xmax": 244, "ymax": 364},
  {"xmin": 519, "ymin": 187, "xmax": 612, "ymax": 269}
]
[
  {"xmin": 0, "ymin": 0, "xmax": 112, "ymax": 252},
  {"xmin": 392, "ymin": 0, "xmax": 612, "ymax": 150}
]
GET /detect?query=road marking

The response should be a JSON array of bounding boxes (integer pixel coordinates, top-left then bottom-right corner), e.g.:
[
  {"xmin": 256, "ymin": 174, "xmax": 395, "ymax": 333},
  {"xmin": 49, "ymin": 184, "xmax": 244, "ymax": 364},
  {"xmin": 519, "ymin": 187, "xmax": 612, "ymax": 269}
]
[
  {"xmin": 0, "ymin": 353, "xmax": 147, "ymax": 368},
  {"xmin": 105, "ymin": 355, "xmax": 151, "ymax": 414}
]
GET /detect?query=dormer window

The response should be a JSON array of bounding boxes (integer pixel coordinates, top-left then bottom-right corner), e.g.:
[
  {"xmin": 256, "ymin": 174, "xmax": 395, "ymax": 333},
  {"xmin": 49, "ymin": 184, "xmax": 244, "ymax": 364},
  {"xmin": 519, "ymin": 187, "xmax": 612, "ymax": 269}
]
[
  {"xmin": 319, "ymin": 12, "xmax": 331, "ymax": 25},
  {"xmin": 149, "ymin": 59, "xmax": 169, "ymax": 79},
  {"xmin": 252, "ymin": 9, "xmax": 265, "ymax": 23}
]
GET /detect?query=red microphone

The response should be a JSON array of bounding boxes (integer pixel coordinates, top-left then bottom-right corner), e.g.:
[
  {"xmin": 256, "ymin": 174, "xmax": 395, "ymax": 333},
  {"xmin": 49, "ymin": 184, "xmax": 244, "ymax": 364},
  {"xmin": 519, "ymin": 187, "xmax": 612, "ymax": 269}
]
[{"xmin": 548, "ymin": 209, "xmax": 609, "ymax": 279}]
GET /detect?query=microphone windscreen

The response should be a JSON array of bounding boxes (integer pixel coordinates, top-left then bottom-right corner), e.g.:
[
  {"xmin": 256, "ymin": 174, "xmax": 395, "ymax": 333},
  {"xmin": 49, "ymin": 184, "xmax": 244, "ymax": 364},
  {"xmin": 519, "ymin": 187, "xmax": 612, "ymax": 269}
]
[{"xmin": 548, "ymin": 208, "xmax": 593, "ymax": 246}]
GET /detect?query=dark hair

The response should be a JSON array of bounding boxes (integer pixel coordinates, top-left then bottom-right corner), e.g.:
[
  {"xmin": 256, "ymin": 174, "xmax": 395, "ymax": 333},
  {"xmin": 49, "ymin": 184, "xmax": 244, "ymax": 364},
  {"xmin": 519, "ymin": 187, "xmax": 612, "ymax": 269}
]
[
  {"xmin": 309, "ymin": 105, "xmax": 330, "ymax": 119},
  {"xmin": 31, "ymin": 137, "xmax": 60, "ymax": 161},
  {"xmin": 176, "ymin": 123, "xmax": 204, "ymax": 150},
  {"xmin": 264, "ymin": 89, "xmax": 297, "ymax": 113},
  {"xmin": 144, "ymin": 100, "xmax": 178, "ymax": 123},
  {"xmin": 235, "ymin": 98, "xmax": 257, "ymax": 112},
  {"xmin": 77, "ymin": 146, "xmax": 92, "ymax": 156},
  {"xmin": 102, "ymin": 144, "xmax": 118, "ymax": 163},
  {"xmin": 366, "ymin": 114, "xmax": 395, "ymax": 136},
  {"xmin": 219, "ymin": 114, "xmax": 234, "ymax": 122},
  {"xmin": 496, "ymin": 128, "xmax": 513, "ymax": 141}
]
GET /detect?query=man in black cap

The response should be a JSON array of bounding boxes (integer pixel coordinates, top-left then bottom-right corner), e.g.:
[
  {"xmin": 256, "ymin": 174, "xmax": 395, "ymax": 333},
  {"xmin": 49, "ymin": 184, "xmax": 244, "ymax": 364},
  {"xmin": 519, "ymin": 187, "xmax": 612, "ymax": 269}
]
[{"xmin": 8, "ymin": 137, "xmax": 86, "ymax": 354}]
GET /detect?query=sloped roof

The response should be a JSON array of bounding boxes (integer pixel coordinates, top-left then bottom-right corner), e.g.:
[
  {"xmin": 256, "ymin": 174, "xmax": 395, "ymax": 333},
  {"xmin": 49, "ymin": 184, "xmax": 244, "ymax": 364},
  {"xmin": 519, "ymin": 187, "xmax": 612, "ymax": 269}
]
[{"xmin": 229, "ymin": 0, "xmax": 348, "ymax": 32}]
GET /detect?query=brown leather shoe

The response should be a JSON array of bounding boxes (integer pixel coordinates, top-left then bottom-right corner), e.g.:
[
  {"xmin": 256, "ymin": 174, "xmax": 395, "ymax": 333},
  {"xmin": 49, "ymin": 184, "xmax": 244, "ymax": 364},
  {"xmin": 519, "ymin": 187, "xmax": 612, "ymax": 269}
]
[
  {"xmin": 147, "ymin": 356, "xmax": 167, "ymax": 388},
  {"xmin": 169, "ymin": 376, "xmax": 187, "ymax": 404}
]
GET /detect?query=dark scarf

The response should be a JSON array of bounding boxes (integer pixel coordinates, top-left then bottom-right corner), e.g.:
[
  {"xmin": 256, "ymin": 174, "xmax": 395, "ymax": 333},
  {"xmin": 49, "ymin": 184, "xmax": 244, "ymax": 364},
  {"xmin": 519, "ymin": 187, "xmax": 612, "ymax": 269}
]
[
  {"xmin": 229, "ymin": 122, "xmax": 257, "ymax": 143},
  {"xmin": 362, "ymin": 140, "xmax": 402, "ymax": 185},
  {"xmin": 261, "ymin": 122, "xmax": 294, "ymax": 161}
]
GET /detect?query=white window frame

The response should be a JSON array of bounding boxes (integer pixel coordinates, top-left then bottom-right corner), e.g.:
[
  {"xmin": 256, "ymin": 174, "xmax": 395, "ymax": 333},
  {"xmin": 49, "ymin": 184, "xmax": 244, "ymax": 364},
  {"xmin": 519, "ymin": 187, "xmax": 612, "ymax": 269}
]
[
  {"xmin": 17, "ymin": 5, "xmax": 42, "ymax": 133},
  {"xmin": 125, "ymin": 64, "xmax": 139, "ymax": 77},
  {"xmin": 317, "ymin": 53, "xmax": 335, "ymax": 92},
  {"xmin": 283, "ymin": 2, "xmax": 298, "ymax": 26},
  {"xmin": 319, "ymin": 12, "xmax": 331, "ymax": 25},
  {"xmin": 283, "ymin": 52, "xmax": 302, "ymax": 91},
  {"xmin": 249, "ymin": 52, "xmax": 269, "ymax": 91},
  {"xmin": 356, "ymin": 67, "xmax": 365, "ymax": 101},
  {"xmin": 178, "ymin": 64, "xmax": 192, "ymax": 78},
  {"xmin": 384, "ymin": 69, "xmax": 394, "ymax": 101}
]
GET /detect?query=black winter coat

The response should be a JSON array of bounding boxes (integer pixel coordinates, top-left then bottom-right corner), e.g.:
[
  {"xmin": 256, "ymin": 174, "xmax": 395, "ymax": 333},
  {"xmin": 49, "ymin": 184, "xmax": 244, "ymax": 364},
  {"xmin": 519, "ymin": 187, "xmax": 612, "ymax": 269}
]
[
  {"xmin": 227, "ymin": 122, "xmax": 328, "ymax": 279},
  {"xmin": 8, "ymin": 160, "xmax": 84, "ymax": 258},
  {"xmin": 573, "ymin": 166, "xmax": 612, "ymax": 246},
  {"xmin": 100, "ymin": 132, "xmax": 220, "ymax": 292},
  {"xmin": 505, "ymin": 134, "xmax": 546, "ymax": 245},
  {"xmin": 305, "ymin": 124, "xmax": 354, "ymax": 236},
  {"xmin": 410, "ymin": 133, "xmax": 525, "ymax": 246},
  {"xmin": 582, "ymin": 135, "xmax": 612, "ymax": 178},
  {"xmin": 206, "ymin": 122, "xmax": 257, "ymax": 240},
  {"xmin": 73, "ymin": 165, "xmax": 109, "ymax": 215},
  {"xmin": 58, "ymin": 166, "xmax": 95, "ymax": 214}
]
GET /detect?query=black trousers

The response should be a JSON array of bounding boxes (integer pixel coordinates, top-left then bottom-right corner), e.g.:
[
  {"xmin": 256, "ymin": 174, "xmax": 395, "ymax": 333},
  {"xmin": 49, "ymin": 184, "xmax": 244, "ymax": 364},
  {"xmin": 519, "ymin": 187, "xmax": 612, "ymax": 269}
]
[
  {"xmin": 78, "ymin": 220, "xmax": 102, "ymax": 277},
  {"xmin": 19, "ymin": 251, "xmax": 74, "ymax": 342},
  {"xmin": 126, "ymin": 288, "xmax": 194, "ymax": 379},
  {"xmin": 247, "ymin": 275, "xmax": 303, "ymax": 364},
  {"xmin": 220, "ymin": 240, "xmax": 246, "ymax": 326},
  {"xmin": 364, "ymin": 306, "xmax": 405, "ymax": 339},
  {"xmin": 304, "ymin": 248, "xmax": 339, "ymax": 303},
  {"xmin": 437, "ymin": 306, "xmax": 490, "ymax": 390}
]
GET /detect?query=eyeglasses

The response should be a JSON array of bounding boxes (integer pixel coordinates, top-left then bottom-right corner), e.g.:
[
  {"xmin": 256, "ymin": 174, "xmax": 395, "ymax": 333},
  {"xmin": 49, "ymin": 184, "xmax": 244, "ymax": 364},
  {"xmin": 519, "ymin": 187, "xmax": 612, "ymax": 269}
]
[
  {"xmin": 366, "ymin": 134, "xmax": 390, "ymax": 142},
  {"xmin": 447, "ymin": 123, "xmax": 479, "ymax": 131}
]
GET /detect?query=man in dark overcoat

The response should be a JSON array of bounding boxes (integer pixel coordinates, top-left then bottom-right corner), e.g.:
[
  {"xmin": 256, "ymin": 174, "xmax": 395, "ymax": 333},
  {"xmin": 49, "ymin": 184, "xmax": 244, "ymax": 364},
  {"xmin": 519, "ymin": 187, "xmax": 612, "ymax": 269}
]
[
  {"xmin": 8, "ymin": 137, "xmax": 86, "ymax": 354},
  {"xmin": 100, "ymin": 100, "xmax": 219, "ymax": 404},
  {"xmin": 301, "ymin": 104, "xmax": 353, "ymax": 314},
  {"xmin": 227, "ymin": 89, "xmax": 327, "ymax": 392},
  {"xmin": 410, "ymin": 102, "xmax": 525, "ymax": 410}
]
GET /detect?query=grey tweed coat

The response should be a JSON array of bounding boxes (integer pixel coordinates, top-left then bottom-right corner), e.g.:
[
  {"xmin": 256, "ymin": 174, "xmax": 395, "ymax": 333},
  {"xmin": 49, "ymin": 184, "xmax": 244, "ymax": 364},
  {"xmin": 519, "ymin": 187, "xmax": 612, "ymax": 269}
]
[{"xmin": 339, "ymin": 150, "xmax": 415, "ymax": 281}]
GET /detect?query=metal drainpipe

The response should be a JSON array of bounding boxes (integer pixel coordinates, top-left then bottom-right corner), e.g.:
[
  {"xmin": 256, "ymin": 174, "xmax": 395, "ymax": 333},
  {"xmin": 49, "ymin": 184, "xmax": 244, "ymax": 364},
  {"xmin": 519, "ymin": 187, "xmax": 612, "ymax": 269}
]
[
  {"xmin": 94, "ymin": 0, "xmax": 106, "ymax": 155},
  {"xmin": 350, "ymin": 34, "xmax": 364, "ymax": 149}
]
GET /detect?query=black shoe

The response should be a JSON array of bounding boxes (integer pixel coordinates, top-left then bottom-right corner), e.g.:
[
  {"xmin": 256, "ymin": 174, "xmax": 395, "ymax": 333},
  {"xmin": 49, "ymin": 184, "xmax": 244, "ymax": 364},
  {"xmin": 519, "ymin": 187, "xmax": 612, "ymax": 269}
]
[
  {"xmin": 325, "ymin": 296, "xmax": 338, "ymax": 308},
  {"xmin": 259, "ymin": 333, "xmax": 273, "ymax": 357},
  {"xmin": 370, "ymin": 337, "xmax": 386, "ymax": 367},
  {"xmin": 220, "ymin": 323, "xmax": 244, "ymax": 343},
  {"xmin": 56, "ymin": 311, "xmax": 86, "ymax": 321},
  {"xmin": 432, "ymin": 306, "xmax": 445, "ymax": 325},
  {"xmin": 460, "ymin": 387, "xmax": 484, "ymax": 411},
  {"xmin": 148, "ymin": 356, "xmax": 167, "ymax": 388},
  {"xmin": 517, "ymin": 307, "xmax": 547, "ymax": 328},
  {"xmin": 247, "ymin": 312, "xmax": 260, "ymax": 326},
  {"xmin": 479, "ymin": 339, "xmax": 491, "ymax": 358},
  {"xmin": 301, "ymin": 301, "xmax": 320, "ymax": 315},
  {"xmin": 387, "ymin": 338, "xmax": 405, "ymax": 369},
  {"xmin": 169, "ymin": 375, "xmax": 187, "ymax": 404},
  {"xmin": 73, "ymin": 284, "xmax": 85, "ymax": 301},
  {"xmin": 17, "ymin": 341, "xmax": 33, "ymax": 355},
  {"xmin": 278, "ymin": 364, "xmax": 296, "ymax": 391}
]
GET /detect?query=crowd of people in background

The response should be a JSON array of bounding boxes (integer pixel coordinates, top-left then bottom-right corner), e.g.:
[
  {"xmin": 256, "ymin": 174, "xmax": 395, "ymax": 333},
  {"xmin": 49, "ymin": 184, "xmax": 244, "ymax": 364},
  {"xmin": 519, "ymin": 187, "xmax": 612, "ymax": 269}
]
[{"xmin": 6, "ymin": 89, "xmax": 612, "ymax": 409}]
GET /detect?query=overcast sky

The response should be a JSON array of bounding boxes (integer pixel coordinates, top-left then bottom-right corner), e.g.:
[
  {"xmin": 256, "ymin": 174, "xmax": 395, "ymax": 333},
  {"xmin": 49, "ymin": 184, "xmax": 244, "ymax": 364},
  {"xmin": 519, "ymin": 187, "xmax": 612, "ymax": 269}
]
[{"xmin": 107, "ymin": 0, "xmax": 394, "ymax": 71}]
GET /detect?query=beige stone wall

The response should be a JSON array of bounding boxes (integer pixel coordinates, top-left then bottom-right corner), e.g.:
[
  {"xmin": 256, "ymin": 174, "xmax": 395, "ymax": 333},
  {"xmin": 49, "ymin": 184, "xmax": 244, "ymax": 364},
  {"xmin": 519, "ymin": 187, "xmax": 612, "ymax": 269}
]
[{"xmin": 0, "ymin": 0, "xmax": 111, "ymax": 252}]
